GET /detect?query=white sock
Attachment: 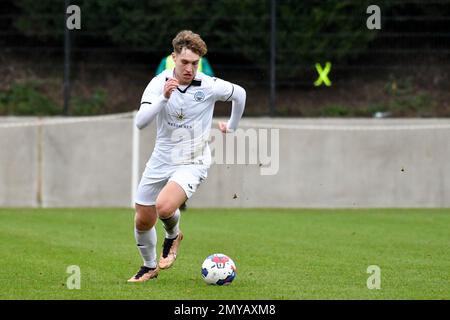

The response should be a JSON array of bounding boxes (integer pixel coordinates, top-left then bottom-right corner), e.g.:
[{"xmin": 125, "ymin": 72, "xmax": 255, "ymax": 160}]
[
  {"xmin": 160, "ymin": 209, "xmax": 180, "ymax": 239},
  {"xmin": 134, "ymin": 226, "xmax": 157, "ymax": 269}
]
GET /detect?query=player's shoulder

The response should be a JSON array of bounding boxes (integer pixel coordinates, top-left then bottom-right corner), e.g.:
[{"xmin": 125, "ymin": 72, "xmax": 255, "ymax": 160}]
[
  {"xmin": 195, "ymin": 71, "xmax": 227, "ymax": 89},
  {"xmin": 151, "ymin": 69, "xmax": 172, "ymax": 84},
  {"xmin": 143, "ymin": 70, "xmax": 171, "ymax": 95}
]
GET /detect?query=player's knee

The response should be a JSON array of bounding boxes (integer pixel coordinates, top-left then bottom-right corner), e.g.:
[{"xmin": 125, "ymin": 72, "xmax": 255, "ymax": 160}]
[
  {"xmin": 134, "ymin": 206, "xmax": 157, "ymax": 230},
  {"xmin": 155, "ymin": 200, "xmax": 176, "ymax": 219},
  {"xmin": 135, "ymin": 217, "xmax": 153, "ymax": 231}
]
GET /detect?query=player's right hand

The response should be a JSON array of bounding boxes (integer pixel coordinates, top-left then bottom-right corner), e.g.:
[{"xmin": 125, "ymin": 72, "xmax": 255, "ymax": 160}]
[{"xmin": 164, "ymin": 78, "xmax": 179, "ymax": 99}]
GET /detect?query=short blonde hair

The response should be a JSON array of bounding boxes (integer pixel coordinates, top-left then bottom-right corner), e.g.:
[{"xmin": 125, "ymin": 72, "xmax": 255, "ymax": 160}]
[{"xmin": 172, "ymin": 30, "xmax": 207, "ymax": 57}]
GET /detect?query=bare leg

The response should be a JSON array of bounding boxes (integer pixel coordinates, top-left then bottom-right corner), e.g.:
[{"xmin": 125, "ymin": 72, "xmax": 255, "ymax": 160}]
[{"xmin": 155, "ymin": 181, "xmax": 187, "ymax": 219}]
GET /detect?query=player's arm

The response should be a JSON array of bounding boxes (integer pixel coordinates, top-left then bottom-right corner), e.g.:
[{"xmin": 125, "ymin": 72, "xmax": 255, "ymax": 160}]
[
  {"xmin": 213, "ymin": 78, "xmax": 246, "ymax": 133},
  {"xmin": 135, "ymin": 77, "xmax": 179, "ymax": 129}
]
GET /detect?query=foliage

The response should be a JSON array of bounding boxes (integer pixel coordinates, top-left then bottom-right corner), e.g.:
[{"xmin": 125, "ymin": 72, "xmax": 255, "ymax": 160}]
[
  {"xmin": 305, "ymin": 75, "xmax": 435, "ymax": 117},
  {"xmin": 71, "ymin": 88, "xmax": 107, "ymax": 116},
  {"xmin": 0, "ymin": 82, "xmax": 60, "ymax": 115},
  {"xmin": 0, "ymin": 82, "xmax": 107, "ymax": 116},
  {"xmin": 10, "ymin": 0, "xmax": 397, "ymax": 78},
  {"xmin": 379, "ymin": 75, "xmax": 435, "ymax": 116}
]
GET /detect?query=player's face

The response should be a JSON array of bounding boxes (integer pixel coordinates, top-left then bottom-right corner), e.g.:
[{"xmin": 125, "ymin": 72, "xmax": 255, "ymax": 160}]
[{"xmin": 173, "ymin": 48, "xmax": 200, "ymax": 85}]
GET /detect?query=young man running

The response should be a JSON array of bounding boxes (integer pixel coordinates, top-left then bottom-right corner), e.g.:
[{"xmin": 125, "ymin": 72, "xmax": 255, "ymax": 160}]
[{"xmin": 128, "ymin": 30, "xmax": 246, "ymax": 282}]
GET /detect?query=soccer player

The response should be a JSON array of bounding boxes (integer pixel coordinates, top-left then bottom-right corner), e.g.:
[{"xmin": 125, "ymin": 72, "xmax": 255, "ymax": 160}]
[{"xmin": 128, "ymin": 30, "xmax": 246, "ymax": 282}]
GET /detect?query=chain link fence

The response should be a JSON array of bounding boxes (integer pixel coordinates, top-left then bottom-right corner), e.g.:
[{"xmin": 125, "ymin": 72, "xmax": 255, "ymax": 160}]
[{"xmin": 0, "ymin": 0, "xmax": 449, "ymax": 117}]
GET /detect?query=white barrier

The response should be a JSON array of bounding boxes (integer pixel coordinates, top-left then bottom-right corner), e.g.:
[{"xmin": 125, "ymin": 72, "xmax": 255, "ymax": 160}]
[{"xmin": 1, "ymin": 115, "xmax": 450, "ymax": 208}]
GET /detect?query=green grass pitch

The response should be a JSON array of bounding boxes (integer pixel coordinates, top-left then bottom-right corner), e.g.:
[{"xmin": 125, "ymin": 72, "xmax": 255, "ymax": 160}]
[{"xmin": 0, "ymin": 208, "xmax": 449, "ymax": 300}]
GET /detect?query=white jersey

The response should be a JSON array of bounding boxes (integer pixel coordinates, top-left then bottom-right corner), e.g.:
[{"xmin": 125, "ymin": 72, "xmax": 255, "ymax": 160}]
[{"xmin": 139, "ymin": 69, "xmax": 241, "ymax": 167}]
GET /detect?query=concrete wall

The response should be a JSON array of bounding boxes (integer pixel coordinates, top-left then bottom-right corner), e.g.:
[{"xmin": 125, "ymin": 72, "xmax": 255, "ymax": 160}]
[
  {"xmin": 0, "ymin": 122, "xmax": 39, "ymax": 207},
  {"xmin": 1, "ymin": 117, "xmax": 449, "ymax": 208},
  {"xmin": 0, "ymin": 117, "xmax": 136, "ymax": 207}
]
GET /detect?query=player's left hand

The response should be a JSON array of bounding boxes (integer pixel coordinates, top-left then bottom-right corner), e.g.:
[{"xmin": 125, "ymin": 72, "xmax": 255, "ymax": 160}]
[{"xmin": 218, "ymin": 121, "xmax": 229, "ymax": 133}]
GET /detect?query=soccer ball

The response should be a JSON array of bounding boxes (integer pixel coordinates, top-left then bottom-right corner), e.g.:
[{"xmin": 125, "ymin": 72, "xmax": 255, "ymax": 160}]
[{"xmin": 201, "ymin": 253, "xmax": 237, "ymax": 285}]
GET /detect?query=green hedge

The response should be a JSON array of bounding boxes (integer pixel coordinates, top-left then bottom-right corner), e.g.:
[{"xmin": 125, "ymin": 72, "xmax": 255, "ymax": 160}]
[
  {"xmin": 0, "ymin": 82, "xmax": 60, "ymax": 116},
  {"xmin": 11, "ymin": 0, "xmax": 396, "ymax": 78},
  {"xmin": 0, "ymin": 83, "xmax": 106, "ymax": 116}
]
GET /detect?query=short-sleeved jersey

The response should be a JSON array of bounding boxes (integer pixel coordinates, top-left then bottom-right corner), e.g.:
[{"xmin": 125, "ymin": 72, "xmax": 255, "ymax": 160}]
[{"xmin": 140, "ymin": 69, "xmax": 235, "ymax": 167}]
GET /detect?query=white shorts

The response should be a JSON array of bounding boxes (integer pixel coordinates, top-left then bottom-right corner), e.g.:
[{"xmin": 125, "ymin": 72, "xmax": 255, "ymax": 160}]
[{"xmin": 135, "ymin": 161, "xmax": 208, "ymax": 206}]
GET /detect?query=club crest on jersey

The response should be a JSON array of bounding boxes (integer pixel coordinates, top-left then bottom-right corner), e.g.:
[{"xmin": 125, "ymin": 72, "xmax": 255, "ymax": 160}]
[{"xmin": 194, "ymin": 90, "xmax": 205, "ymax": 102}]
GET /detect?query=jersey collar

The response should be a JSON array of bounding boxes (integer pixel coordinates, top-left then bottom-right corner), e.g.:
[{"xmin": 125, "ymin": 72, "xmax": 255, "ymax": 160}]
[{"xmin": 165, "ymin": 72, "xmax": 202, "ymax": 94}]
